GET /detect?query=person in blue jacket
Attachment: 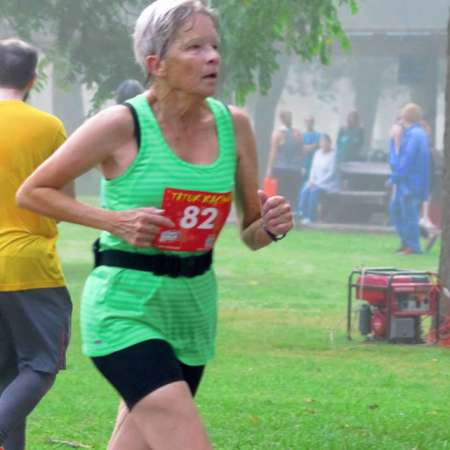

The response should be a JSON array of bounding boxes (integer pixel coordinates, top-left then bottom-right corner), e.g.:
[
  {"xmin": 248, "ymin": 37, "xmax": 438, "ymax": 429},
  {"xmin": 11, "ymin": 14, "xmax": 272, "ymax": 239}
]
[{"xmin": 388, "ymin": 103, "xmax": 430, "ymax": 254}]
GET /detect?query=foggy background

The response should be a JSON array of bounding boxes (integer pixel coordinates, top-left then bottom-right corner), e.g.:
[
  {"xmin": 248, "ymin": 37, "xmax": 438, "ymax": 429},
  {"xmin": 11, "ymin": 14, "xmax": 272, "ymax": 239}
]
[{"xmin": 1, "ymin": 0, "xmax": 448, "ymax": 194}]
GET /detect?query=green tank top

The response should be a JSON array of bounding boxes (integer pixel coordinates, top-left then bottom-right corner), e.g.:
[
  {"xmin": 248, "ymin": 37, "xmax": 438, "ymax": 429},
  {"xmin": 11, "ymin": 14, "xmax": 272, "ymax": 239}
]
[{"xmin": 80, "ymin": 95, "xmax": 236, "ymax": 365}]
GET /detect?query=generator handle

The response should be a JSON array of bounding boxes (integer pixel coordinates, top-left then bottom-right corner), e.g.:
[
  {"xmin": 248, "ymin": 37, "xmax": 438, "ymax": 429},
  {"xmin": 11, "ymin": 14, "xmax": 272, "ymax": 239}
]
[
  {"xmin": 436, "ymin": 290, "xmax": 440, "ymax": 344},
  {"xmin": 347, "ymin": 270, "xmax": 360, "ymax": 340}
]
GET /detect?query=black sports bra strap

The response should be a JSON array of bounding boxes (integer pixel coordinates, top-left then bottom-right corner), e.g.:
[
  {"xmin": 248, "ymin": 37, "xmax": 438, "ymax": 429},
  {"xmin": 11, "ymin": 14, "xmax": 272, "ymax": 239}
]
[{"xmin": 124, "ymin": 102, "xmax": 141, "ymax": 149}]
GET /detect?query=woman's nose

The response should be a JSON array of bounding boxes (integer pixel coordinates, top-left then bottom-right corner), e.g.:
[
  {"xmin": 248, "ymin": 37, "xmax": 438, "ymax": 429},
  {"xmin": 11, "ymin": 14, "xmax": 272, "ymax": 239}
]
[{"xmin": 206, "ymin": 46, "xmax": 220, "ymax": 64}]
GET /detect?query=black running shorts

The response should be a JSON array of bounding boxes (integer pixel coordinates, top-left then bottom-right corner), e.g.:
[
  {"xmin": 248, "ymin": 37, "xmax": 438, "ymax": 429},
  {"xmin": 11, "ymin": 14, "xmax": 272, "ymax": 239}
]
[{"xmin": 91, "ymin": 339, "xmax": 205, "ymax": 410}]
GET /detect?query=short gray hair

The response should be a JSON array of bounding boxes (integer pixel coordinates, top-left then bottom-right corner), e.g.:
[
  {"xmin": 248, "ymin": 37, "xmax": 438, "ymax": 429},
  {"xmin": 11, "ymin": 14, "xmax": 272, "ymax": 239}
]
[{"xmin": 133, "ymin": 0, "xmax": 217, "ymax": 71}]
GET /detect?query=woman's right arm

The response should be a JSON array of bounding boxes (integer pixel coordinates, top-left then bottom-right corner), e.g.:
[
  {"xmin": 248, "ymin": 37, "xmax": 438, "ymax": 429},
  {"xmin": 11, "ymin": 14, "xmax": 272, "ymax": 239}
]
[{"xmin": 17, "ymin": 106, "xmax": 173, "ymax": 247}]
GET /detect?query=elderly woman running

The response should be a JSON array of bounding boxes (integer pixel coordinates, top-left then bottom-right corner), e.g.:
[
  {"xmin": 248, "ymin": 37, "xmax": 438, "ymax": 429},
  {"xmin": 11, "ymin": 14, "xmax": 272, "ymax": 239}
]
[{"xmin": 17, "ymin": 1, "xmax": 294, "ymax": 449}]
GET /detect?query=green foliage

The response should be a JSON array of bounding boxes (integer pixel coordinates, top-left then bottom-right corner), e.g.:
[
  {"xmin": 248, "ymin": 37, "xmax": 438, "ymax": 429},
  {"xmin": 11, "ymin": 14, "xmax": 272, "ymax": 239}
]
[
  {"xmin": 0, "ymin": 0, "xmax": 357, "ymax": 107},
  {"xmin": 214, "ymin": 0, "xmax": 357, "ymax": 103},
  {"xmin": 0, "ymin": 0, "xmax": 146, "ymax": 108}
]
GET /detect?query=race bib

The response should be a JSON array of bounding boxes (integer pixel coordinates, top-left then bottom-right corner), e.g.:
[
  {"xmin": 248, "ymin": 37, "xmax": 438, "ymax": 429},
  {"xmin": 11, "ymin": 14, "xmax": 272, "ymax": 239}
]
[{"xmin": 153, "ymin": 188, "xmax": 232, "ymax": 252}]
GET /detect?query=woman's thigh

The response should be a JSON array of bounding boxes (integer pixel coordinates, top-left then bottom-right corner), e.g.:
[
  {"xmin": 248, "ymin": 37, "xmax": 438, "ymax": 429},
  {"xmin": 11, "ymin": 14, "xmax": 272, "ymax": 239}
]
[
  {"xmin": 93, "ymin": 339, "xmax": 208, "ymax": 449},
  {"xmin": 131, "ymin": 381, "xmax": 212, "ymax": 450}
]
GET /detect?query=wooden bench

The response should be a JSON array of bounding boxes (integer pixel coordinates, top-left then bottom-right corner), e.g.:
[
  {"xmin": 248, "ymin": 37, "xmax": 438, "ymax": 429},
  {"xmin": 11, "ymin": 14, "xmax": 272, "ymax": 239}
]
[{"xmin": 321, "ymin": 190, "xmax": 389, "ymax": 224}]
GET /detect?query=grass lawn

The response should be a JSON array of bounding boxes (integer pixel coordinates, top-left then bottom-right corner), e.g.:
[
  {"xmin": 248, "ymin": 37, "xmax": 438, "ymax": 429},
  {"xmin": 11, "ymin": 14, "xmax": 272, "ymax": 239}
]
[{"xmin": 27, "ymin": 223, "xmax": 450, "ymax": 450}]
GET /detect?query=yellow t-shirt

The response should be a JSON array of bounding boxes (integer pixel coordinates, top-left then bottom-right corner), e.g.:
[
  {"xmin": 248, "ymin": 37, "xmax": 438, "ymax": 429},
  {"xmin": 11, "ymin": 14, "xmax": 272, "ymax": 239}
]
[{"xmin": 0, "ymin": 100, "xmax": 67, "ymax": 291}]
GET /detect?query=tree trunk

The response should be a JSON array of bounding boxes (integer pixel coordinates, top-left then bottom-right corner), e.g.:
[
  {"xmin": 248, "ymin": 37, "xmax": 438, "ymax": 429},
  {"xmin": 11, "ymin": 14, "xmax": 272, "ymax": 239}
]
[
  {"xmin": 438, "ymin": 10, "xmax": 450, "ymax": 314},
  {"xmin": 352, "ymin": 57, "xmax": 386, "ymax": 156},
  {"xmin": 253, "ymin": 53, "xmax": 291, "ymax": 181},
  {"xmin": 410, "ymin": 48, "xmax": 439, "ymax": 149}
]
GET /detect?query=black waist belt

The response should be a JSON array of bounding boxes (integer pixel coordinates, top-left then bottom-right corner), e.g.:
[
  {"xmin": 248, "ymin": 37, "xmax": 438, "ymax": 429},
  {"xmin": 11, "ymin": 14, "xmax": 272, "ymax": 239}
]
[{"xmin": 92, "ymin": 239, "xmax": 213, "ymax": 278}]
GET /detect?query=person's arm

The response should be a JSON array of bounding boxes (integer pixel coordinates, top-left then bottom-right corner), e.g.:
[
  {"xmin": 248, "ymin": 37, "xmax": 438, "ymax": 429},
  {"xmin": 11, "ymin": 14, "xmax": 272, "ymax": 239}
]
[
  {"xmin": 294, "ymin": 129, "xmax": 304, "ymax": 160},
  {"xmin": 61, "ymin": 182, "xmax": 76, "ymax": 199},
  {"xmin": 52, "ymin": 182, "xmax": 76, "ymax": 224},
  {"xmin": 303, "ymin": 143, "xmax": 316, "ymax": 153},
  {"xmin": 17, "ymin": 105, "xmax": 174, "ymax": 247},
  {"xmin": 422, "ymin": 142, "xmax": 431, "ymax": 202},
  {"xmin": 308, "ymin": 152, "xmax": 319, "ymax": 186},
  {"xmin": 49, "ymin": 124, "xmax": 77, "ymax": 220},
  {"xmin": 265, "ymin": 129, "xmax": 281, "ymax": 178},
  {"xmin": 230, "ymin": 106, "xmax": 293, "ymax": 251},
  {"xmin": 387, "ymin": 139, "xmax": 398, "ymax": 187},
  {"xmin": 390, "ymin": 124, "xmax": 402, "ymax": 153},
  {"xmin": 303, "ymin": 133, "xmax": 319, "ymax": 154},
  {"xmin": 390, "ymin": 130, "xmax": 420, "ymax": 184}
]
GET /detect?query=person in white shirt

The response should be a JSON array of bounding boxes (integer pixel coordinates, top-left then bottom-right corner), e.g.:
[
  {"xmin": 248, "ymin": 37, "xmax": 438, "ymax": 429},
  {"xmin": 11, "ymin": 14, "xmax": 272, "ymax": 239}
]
[{"xmin": 298, "ymin": 134, "xmax": 337, "ymax": 223}]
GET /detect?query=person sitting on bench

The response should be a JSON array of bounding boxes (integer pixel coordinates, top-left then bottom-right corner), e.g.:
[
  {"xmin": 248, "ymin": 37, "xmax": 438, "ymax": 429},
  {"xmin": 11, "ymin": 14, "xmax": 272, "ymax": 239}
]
[{"xmin": 298, "ymin": 134, "xmax": 338, "ymax": 224}]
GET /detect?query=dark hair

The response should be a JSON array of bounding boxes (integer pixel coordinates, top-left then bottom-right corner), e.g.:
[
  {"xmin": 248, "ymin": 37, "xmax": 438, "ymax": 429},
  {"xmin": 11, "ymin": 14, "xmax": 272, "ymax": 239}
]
[
  {"xmin": 0, "ymin": 38, "xmax": 38, "ymax": 89},
  {"xmin": 321, "ymin": 133, "xmax": 332, "ymax": 144},
  {"xmin": 279, "ymin": 110, "xmax": 292, "ymax": 128},
  {"xmin": 115, "ymin": 79, "xmax": 144, "ymax": 104}
]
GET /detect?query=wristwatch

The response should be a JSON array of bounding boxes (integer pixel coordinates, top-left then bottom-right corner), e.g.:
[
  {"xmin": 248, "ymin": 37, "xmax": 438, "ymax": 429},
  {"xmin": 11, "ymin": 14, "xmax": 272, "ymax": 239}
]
[{"xmin": 263, "ymin": 226, "xmax": 286, "ymax": 242}]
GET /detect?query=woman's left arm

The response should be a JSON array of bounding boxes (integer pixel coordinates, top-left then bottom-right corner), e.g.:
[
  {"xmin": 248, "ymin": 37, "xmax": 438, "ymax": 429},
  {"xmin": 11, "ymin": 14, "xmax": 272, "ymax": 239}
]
[{"xmin": 230, "ymin": 106, "xmax": 294, "ymax": 251}]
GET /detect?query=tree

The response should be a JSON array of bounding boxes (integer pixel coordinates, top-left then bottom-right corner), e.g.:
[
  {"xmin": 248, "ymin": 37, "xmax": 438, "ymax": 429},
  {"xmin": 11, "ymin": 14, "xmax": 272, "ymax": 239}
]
[
  {"xmin": 1, "ymin": 0, "xmax": 356, "ymax": 190},
  {"xmin": 438, "ymin": 10, "xmax": 450, "ymax": 312},
  {"xmin": 212, "ymin": 0, "xmax": 357, "ymax": 172},
  {"xmin": 0, "ymin": 1, "xmax": 144, "ymax": 109},
  {"xmin": 0, "ymin": 0, "xmax": 357, "ymax": 108},
  {"xmin": 214, "ymin": 0, "xmax": 356, "ymax": 101}
]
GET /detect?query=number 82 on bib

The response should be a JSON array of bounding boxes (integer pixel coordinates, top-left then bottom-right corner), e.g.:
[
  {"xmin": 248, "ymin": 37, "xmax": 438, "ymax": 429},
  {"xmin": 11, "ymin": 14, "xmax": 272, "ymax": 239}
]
[{"xmin": 153, "ymin": 188, "xmax": 232, "ymax": 252}]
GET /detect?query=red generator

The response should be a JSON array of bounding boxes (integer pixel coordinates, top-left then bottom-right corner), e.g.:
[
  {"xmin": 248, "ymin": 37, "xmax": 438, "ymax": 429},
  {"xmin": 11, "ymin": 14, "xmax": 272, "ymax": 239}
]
[{"xmin": 347, "ymin": 268, "xmax": 441, "ymax": 343}]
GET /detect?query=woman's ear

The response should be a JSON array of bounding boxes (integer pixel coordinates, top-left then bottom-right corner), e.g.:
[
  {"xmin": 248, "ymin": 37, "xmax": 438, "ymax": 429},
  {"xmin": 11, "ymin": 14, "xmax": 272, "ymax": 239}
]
[{"xmin": 145, "ymin": 55, "xmax": 166, "ymax": 78}]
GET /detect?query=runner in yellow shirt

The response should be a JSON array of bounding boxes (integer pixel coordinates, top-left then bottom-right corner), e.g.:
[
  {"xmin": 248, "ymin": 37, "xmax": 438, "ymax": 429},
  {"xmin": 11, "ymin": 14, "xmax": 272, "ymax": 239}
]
[{"xmin": 0, "ymin": 38, "xmax": 73, "ymax": 450}]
